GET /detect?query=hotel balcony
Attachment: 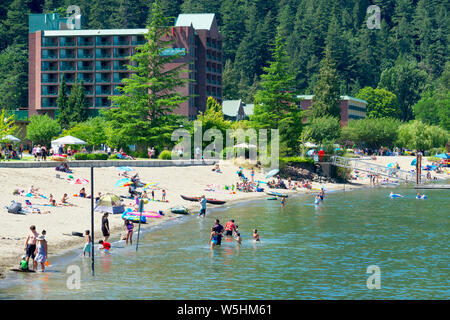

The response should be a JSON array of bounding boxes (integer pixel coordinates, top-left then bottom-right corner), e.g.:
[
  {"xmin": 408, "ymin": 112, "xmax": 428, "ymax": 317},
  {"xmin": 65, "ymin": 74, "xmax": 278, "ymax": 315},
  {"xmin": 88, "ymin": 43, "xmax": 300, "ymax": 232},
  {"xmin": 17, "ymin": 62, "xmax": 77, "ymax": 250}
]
[
  {"xmin": 96, "ymin": 36, "xmax": 112, "ymax": 46},
  {"xmin": 59, "ymin": 37, "xmax": 76, "ymax": 47},
  {"xmin": 41, "ymin": 62, "xmax": 58, "ymax": 71},
  {"xmin": 41, "ymin": 74, "xmax": 58, "ymax": 83},
  {"xmin": 42, "ymin": 38, "xmax": 58, "ymax": 47},
  {"xmin": 41, "ymin": 86, "xmax": 58, "ymax": 96},
  {"xmin": 77, "ymin": 37, "xmax": 94, "ymax": 47}
]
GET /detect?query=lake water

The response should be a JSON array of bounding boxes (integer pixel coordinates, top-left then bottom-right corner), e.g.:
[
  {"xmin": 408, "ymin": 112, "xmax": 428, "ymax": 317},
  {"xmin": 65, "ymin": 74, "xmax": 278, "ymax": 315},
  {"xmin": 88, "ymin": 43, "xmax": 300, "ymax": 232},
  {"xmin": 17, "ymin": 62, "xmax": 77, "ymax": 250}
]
[{"xmin": 0, "ymin": 185, "xmax": 448, "ymax": 299}]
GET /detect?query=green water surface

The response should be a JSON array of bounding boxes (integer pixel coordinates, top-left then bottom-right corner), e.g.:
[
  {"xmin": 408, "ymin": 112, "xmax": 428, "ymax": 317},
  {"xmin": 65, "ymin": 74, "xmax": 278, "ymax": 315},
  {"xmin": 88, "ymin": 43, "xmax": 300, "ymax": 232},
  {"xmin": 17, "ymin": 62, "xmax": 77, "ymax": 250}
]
[{"xmin": 0, "ymin": 186, "xmax": 448, "ymax": 299}]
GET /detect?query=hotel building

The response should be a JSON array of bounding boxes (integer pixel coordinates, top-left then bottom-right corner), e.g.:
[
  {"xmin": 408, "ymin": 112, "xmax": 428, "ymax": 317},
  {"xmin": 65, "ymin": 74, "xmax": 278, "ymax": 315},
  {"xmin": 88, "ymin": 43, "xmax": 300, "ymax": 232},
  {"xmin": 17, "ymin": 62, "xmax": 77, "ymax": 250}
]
[{"xmin": 28, "ymin": 13, "xmax": 222, "ymax": 119}]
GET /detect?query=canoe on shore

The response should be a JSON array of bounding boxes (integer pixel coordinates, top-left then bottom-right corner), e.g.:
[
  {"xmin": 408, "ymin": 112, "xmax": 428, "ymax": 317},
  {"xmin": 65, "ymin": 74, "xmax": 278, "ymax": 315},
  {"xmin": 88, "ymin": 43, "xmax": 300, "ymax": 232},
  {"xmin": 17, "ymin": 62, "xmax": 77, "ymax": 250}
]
[{"xmin": 180, "ymin": 195, "xmax": 226, "ymax": 205}]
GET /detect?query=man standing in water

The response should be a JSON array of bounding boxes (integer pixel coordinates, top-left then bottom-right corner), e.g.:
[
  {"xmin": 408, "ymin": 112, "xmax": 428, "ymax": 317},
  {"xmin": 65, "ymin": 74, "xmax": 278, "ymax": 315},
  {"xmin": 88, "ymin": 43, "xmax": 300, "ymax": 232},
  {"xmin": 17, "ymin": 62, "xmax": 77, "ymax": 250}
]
[
  {"xmin": 224, "ymin": 219, "xmax": 237, "ymax": 236},
  {"xmin": 24, "ymin": 225, "xmax": 39, "ymax": 271},
  {"xmin": 199, "ymin": 195, "xmax": 207, "ymax": 218},
  {"xmin": 213, "ymin": 219, "xmax": 224, "ymax": 246}
]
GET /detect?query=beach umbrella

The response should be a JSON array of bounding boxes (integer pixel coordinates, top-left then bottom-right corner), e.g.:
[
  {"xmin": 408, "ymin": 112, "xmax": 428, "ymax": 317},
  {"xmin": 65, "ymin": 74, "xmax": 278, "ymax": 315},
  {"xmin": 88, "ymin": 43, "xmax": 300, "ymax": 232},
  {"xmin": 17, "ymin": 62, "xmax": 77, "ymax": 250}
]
[
  {"xmin": 94, "ymin": 193, "xmax": 124, "ymax": 214},
  {"xmin": 2, "ymin": 135, "xmax": 21, "ymax": 142},
  {"xmin": 120, "ymin": 181, "xmax": 133, "ymax": 187},
  {"xmin": 70, "ymin": 178, "xmax": 89, "ymax": 185},
  {"xmin": 117, "ymin": 166, "xmax": 134, "ymax": 172},
  {"xmin": 411, "ymin": 159, "xmax": 417, "ymax": 166},
  {"xmin": 435, "ymin": 153, "xmax": 450, "ymax": 159},
  {"xmin": 144, "ymin": 182, "xmax": 159, "ymax": 190},
  {"xmin": 114, "ymin": 178, "xmax": 131, "ymax": 187},
  {"xmin": 266, "ymin": 169, "xmax": 279, "ymax": 179}
]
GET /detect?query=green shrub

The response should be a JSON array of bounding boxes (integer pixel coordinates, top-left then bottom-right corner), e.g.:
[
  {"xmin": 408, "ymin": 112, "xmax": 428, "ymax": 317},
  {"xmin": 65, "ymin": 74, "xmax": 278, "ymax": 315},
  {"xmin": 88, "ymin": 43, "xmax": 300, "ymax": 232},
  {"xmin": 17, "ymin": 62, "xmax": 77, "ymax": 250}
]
[
  {"xmin": 281, "ymin": 156, "xmax": 315, "ymax": 165},
  {"xmin": 429, "ymin": 147, "xmax": 445, "ymax": 156},
  {"xmin": 131, "ymin": 151, "xmax": 149, "ymax": 159},
  {"xmin": 94, "ymin": 153, "xmax": 108, "ymax": 160},
  {"xmin": 86, "ymin": 154, "xmax": 96, "ymax": 160},
  {"xmin": 74, "ymin": 153, "xmax": 88, "ymax": 160},
  {"xmin": 158, "ymin": 150, "xmax": 172, "ymax": 160},
  {"xmin": 109, "ymin": 154, "xmax": 118, "ymax": 160}
]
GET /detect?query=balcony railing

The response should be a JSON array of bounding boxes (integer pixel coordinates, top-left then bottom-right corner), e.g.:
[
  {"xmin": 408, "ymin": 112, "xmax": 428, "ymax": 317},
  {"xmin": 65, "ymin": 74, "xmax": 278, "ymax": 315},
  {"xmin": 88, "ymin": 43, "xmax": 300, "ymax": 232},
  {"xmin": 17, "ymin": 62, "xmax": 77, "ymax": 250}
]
[
  {"xmin": 96, "ymin": 52, "xmax": 112, "ymax": 58},
  {"xmin": 41, "ymin": 88, "xmax": 58, "ymax": 95},
  {"xmin": 78, "ymin": 76, "xmax": 94, "ymax": 83},
  {"xmin": 96, "ymin": 39, "xmax": 112, "ymax": 46},
  {"xmin": 42, "ymin": 64, "xmax": 58, "ymax": 71},
  {"xmin": 41, "ymin": 101, "xmax": 57, "ymax": 108},
  {"xmin": 60, "ymin": 52, "xmax": 75, "ymax": 59},
  {"xmin": 60, "ymin": 65, "xmax": 76, "ymax": 71},
  {"xmin": 131, "ymin": 40, "xmax": 147, "ymax": 45},
  {"xmin": 42, "ymin": 53, "xmax": 58, "ymax": 59},
  {"xmin": 78, "ymin": 65, "xmax": 94, "ymax": 71},
  {"xmin": 114, "ymin": 63, "xmax": 128, "ymax": 70},
  {"xmin": 96, "ymin": 89, "xmax": 111, "ymax": 95},
  {"xmin": 78, "ymin": 52, "xmax": 93, "ymax": 59},
  {"xmin": 78, "ymin": 40, "xmax": 93, "ymax": 46},
  {"xmin": 96, "ymin": 78, "xmax": 111, "ymax": 83},
  {"xmin": 96, "ymin": 65, "xmax": 112, "ymax": 71},
  {"xmin": 59, "ymin": 41, "xmax": 76, "ymax": 47},
  {"xmin": 42, "ymin": 40, "xmax": 58, "ymax": 47},
  {"xmin": 114, "ymin": 39, "xmax": 130, "ymax": 46},
  {"xmin": 41, "ymin": 77, "xmax": 58, "ymax": 83},
  {"xmin": 114, "ymin": 51, "xmax": 129, "ymax": 58}
]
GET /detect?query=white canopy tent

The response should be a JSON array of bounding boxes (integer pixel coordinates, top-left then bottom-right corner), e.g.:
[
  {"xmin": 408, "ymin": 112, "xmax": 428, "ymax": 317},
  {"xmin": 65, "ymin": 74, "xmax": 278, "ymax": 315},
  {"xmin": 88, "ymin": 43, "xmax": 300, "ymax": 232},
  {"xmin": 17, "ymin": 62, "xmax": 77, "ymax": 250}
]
[
  {"xmin": 1, "ymin": 135, "xmax": 21, "ymax": 142},
  {"xmin": 51, "ymin": 135, "xmax": 86, "ymax": 152},
  {"xmin": 303, "ymin": 142, "xmax": 317, "ymax": 148}
]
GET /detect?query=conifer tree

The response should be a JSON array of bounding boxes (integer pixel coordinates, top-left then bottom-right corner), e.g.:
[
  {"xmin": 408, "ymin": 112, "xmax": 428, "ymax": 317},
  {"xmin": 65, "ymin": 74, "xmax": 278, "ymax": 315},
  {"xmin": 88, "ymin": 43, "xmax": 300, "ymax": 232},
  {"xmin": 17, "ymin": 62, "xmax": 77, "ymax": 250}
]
[
  {"xmin": 56, "ymin": 77, "xmax": 71, "ymax": 129},
  {"xmin": 311, "ymin": 46, "xmax": 341, "ymax": 119},
  {"xmin": 104, "ymin": 0, "xmax": 189, "ymax": 150},
  {"xmin": 252, "ymin": 31, "xmax": 302, "ymax": 155}
]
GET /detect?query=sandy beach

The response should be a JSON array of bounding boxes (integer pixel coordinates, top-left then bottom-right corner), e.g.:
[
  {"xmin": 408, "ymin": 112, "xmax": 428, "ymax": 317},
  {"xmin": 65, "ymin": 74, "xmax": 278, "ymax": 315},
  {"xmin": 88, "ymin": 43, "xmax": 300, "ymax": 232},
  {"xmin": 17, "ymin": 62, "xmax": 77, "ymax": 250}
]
[{"xmin": 0, "ymin": 156, "xmax": 447, "ymax": 278}]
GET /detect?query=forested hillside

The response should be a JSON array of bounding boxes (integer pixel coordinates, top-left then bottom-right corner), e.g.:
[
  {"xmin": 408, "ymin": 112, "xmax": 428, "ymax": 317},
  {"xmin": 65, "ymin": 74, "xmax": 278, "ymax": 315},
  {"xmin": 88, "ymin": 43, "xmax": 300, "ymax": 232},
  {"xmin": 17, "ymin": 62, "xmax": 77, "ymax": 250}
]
[{"xmin": 0, "ymin": 0, "xmax": 448, "ymax": 123}]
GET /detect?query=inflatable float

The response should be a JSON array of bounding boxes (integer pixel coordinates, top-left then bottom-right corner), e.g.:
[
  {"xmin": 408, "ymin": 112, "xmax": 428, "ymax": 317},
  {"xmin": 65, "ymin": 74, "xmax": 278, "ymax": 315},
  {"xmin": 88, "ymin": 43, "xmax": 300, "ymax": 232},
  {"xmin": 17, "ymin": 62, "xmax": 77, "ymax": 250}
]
[
  {"xmin": 171, "ymin": 206, "xmax": 189, "ymax": 214},
  {"xmin": 389, "ymin": 193, "xmax": 403, "ymax": 198},
  {"xmin": 266, "ymin": 191, "xmax": 288, "ymax": 198},
  {"xmin": 266, "ymin": 197, "xmax": 278, "ymax": 200},
  {"xmin": 123, "ymin": 208, "xmax": 161, "ymax": 218},
  {"xmin": 180, "ymin": 195, "xmax": 226, "ymax": 205},
  {"xmin": 121, "ymin": 212, "xmax": 147, "ymax": 223},
  {"xmin": 416, "ymin": 195, "xmax": 427, "ymax": 199}
]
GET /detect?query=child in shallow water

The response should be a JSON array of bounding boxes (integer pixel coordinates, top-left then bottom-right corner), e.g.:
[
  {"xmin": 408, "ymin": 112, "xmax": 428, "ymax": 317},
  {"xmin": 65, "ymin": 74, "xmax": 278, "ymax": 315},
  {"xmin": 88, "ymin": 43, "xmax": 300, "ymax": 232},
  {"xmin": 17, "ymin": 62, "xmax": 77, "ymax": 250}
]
[
  {"xmin": 210, "ymin": 227, "xmax": 219, "ymax": 249},
  {"xmin": 253, "ymin": 229, "xmax": 260, "ymax": 242}
]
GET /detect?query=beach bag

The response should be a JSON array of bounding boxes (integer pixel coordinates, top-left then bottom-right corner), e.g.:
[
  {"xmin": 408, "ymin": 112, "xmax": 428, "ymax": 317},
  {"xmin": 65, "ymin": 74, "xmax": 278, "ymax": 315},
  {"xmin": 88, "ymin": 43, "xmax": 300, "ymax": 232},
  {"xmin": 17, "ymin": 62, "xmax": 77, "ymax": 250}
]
[{"xmin": 8, "ymin": 202, "xmax": 22, "ymax": 214}]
